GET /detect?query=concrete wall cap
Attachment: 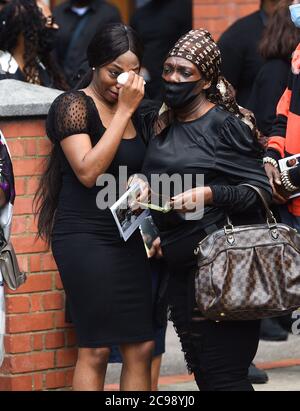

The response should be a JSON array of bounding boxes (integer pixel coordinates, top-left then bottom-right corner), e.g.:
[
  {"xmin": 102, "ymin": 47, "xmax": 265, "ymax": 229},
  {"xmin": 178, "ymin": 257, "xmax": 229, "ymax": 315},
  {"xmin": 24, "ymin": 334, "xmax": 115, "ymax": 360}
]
[{"xmin": 0, "ymin": 79, "xmax": 63, "ymax": 118}]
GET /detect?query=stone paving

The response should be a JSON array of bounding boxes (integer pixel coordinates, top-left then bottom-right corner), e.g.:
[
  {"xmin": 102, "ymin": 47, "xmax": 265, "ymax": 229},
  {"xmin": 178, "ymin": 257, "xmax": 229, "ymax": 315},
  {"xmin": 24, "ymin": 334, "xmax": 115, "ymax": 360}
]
[
  {"xmin": 158, "ymin": 366, "xmax": 300, "ymax": 391},
  {"xmin": 105, "ymin": 322, "xmax": 300, "ymax": 391}
]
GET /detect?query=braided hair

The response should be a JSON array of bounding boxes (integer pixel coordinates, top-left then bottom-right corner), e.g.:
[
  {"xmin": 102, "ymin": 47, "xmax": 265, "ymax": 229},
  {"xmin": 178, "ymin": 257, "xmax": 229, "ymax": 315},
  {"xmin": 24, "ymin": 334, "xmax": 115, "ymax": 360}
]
[{"xmin": 0, "ymin": 0, "xmax": 68, "ymax": 89}]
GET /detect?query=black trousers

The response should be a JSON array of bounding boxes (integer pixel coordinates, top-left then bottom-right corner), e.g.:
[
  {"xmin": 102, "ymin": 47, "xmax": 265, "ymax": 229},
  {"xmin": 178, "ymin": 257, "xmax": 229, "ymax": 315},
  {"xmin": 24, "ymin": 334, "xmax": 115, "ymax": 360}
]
[
  {"xmin": 163, "ymin": 232, "xmax": 260, "ymax": 391},
  {"xmin": 192, "ymin": 320, "xmax": 260, "ymax": 391}
]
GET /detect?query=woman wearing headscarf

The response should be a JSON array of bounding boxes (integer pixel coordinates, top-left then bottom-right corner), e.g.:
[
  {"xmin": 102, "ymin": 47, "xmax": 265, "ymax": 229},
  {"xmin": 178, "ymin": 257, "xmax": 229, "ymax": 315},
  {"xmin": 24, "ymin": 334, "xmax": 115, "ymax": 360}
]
[{"xmin": 142, "ymin": 29, "xmax": 272, "ymax": 391}]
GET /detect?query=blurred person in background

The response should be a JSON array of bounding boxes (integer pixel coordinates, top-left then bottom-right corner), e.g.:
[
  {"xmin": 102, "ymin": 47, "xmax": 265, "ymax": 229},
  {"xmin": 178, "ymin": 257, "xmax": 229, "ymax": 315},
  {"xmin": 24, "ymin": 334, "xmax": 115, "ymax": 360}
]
[
  {"xmin": 53, "ymin": 0, "xmax": 121, "ymax": 87},
  {"xmin": 248, "ymin": 0, "xmax": 300, "ymax": 342},
  {"xmin": 0, "ymin": 129, "xmax": 16, "ymax": 369},
  {"xmin": 218, "ymin": 0, "xmax": 280, "ymax": 107},
  {"xmin": 264, "ymin": 0, "xmax": 300, "ymax": 334},
  {"xmin": 130, "ymin": 0, "xmax": 192, "ymax": 101},
  {"xmin": 0, "ymin": 0, "xmax": 68, "ymax": 89},
  {"xmin": 135, "ymin": 0, "xmax": 151, "ymax": 7},
  {"xmin": 0, "ymin": 0, "xmax": 8, "ymax": 12},
  {"xmin": 0, "ymin": 130, "xmax": 15, "ymax": 223},
  {"xmin": 248, "ymin": 0, "xmax": 300, "ymax": 137}
]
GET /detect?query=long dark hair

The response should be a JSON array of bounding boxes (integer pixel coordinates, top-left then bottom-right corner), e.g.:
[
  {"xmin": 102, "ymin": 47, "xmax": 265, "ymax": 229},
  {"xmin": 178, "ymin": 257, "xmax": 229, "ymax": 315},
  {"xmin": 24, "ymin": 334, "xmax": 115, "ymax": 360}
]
[
  {"xmin": 259, "ymin": 0, "xmax": 300, "ymax": 61},
  {"xmin": 76, "ymin": 23, "xmax": 143, "ymax": 89},
  {"xmin": 35, "ymin": 146, "xmax": 62, "ymax": 244},
  {"xmin": 0, "ymin": 0, "xmax": 68, "ymax": 89},
  {"xmin": 35, "ymin": 23, "xmax": 143, "ymax": 244}
]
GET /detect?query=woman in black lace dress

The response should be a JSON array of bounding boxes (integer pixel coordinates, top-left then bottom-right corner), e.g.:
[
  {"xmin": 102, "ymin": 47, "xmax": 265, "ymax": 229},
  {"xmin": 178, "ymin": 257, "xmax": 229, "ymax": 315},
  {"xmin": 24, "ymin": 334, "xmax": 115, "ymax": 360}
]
[{"xmin": 35, "ymin": 24, "xmax": 156, "ymax": 391}]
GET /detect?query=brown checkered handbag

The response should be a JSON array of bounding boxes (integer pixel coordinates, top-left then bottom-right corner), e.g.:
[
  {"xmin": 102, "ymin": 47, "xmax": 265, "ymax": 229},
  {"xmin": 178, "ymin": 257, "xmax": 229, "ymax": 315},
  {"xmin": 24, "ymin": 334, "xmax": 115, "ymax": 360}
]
[{"xmin": 194, "ymin": 184, "xmax": 300, "ymax": 321}]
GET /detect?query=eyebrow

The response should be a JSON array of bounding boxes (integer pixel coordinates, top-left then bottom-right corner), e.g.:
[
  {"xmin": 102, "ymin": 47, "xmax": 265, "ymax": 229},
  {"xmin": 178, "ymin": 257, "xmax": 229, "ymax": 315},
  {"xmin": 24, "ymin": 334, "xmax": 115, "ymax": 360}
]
[
  {"xmin": 164, "ymin": 63, "xmax": 193, "ymax": 70},
  {"xmin": 164, "ymin": 63, "xmax": 191, "ymax": 68},
  {"xmin": 109, "ymin": 63, "xmax": 139, "ymax": 70}
]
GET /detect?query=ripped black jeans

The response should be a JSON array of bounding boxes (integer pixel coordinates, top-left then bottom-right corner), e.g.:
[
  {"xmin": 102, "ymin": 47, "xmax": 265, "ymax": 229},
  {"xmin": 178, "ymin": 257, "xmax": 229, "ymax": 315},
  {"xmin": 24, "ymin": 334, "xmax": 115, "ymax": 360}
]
[{"xmin": 163, "ymin": 234, "xmax": 261, "ymax": 391}]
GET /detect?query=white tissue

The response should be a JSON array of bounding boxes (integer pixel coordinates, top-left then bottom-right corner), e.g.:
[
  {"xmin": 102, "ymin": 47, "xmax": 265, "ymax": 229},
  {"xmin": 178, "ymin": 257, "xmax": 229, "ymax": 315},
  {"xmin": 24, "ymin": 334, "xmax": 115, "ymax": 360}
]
[
  {"xmin": 117, "ymin": 72, "xmax": 129, "ymax": 85},
  {"xmin": 117, "ymin": 72, "xmax": 146, "ymax": 85}
]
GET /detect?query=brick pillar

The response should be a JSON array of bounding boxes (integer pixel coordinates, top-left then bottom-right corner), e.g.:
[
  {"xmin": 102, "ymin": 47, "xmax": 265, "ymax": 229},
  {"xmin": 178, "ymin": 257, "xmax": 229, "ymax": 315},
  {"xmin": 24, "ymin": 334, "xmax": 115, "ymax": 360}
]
[
  {"xmin": 0, "ymin": 80, "xmax": 77, "ymax": 391},
  {"xmin": 193, "ymin": 0, "xmax": 260, "ymax": 40}
]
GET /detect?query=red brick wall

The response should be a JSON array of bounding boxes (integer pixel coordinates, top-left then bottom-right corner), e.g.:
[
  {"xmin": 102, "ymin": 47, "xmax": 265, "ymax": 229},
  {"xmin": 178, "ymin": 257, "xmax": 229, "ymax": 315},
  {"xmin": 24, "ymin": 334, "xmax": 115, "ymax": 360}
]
[
  {"xmin": 0, "ymin": 119, "xmax": 77, "ymax": 391},
  {"xmin": 193, "ymin": 0, "xmax": 260, "ymax": 40}
]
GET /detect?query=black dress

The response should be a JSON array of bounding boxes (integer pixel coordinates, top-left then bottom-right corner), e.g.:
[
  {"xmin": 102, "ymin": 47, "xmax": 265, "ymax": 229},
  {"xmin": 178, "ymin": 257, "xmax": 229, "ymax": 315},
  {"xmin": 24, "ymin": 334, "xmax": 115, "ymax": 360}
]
[
  {"xmin": 47, "ymin": 90, "xmax": 154, "ymax": 347},
  {"xmin": 142, "ymin": 106, "xmax": 272, "ymax": 390}
]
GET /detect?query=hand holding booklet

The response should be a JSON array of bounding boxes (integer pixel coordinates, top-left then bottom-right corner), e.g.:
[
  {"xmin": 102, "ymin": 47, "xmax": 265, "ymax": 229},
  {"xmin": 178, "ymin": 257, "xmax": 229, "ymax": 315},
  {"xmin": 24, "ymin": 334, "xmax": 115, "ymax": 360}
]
[
  {"xmin": 136, "ymin": 200, "xmax": 173, "ymax": 213},
  {"xmin": 110, "ymin": 181, "xmax": 172, "ymax": 241}
]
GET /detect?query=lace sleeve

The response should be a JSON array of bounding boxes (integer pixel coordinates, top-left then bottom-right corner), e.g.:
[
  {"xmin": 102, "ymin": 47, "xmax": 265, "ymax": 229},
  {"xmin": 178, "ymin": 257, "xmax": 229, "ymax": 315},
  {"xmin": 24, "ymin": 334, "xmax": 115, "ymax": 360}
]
[{"xmin": 46, "ymin": 91, "xmax": 90, "ymax": 142}]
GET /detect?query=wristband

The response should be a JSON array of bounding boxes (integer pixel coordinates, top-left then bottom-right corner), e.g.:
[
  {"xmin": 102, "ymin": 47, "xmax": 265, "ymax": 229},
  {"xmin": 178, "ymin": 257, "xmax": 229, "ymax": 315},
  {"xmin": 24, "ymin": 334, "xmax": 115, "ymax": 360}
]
[{"xmin": 263, "ymin": 157, "xmax": 278, "ymax": 168}]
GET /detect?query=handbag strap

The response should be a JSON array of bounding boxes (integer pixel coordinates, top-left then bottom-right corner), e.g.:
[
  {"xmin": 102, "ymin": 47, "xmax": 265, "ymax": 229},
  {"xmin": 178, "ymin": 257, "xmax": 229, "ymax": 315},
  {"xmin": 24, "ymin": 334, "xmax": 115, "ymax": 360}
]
[
  {"xmin": 223, "ymin": 184, "xmax": 279, "ymax": 244},
  {"xmin": 226, "ymin": 184, "xmax": 276, "ymax": 231},
  {"xmin": 241, "ymin": 184, "xmax": 276, "ymax": 225}
]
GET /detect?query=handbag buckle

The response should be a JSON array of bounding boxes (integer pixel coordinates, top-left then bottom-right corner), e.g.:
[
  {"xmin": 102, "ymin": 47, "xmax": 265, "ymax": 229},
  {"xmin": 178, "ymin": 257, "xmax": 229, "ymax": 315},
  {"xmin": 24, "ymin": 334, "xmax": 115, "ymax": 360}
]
[
  {"xmin": 224, "ymin": 224, "xmax": 234, "ymax": 235},
  {"xmin": 267, "ymin": 216, "xmax": 277, "ymax": 229},
  {"xmin": 224, "ymin": 224, "xmax": 235, "ymax": 245},
  {"xmin": 267, "ymin": 217, "xmax": 279, "ymax": 240}
]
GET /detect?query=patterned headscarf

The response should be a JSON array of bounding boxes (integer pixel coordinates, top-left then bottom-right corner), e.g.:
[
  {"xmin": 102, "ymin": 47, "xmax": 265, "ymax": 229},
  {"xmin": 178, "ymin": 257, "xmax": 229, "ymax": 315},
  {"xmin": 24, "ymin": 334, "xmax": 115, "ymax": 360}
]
[
  {"xmin": 164, "ymin": 29, "xmax": 260, "ymax": 141},
  {"xmin": 168, "ymin": 29, "xmax": 221, "ymax": 82}
]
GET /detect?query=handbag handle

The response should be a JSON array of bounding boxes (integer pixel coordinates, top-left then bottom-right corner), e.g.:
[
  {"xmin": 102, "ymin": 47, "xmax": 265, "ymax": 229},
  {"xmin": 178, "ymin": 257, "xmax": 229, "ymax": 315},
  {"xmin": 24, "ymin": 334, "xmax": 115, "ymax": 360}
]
[
  {"xmin": 225, "ymin": 184, "xmax": 277, "ymax": 242},
  {"xmin": 241, "ymin": 184, "xmax": 276, "ymax": 226}
]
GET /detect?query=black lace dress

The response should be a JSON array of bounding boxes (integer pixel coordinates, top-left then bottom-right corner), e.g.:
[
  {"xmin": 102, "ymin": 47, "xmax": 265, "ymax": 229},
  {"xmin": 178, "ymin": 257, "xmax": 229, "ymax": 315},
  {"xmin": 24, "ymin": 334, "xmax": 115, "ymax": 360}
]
[{"xmin": 47, "ymin": 90, "xmax": 154, "ymax": 347}]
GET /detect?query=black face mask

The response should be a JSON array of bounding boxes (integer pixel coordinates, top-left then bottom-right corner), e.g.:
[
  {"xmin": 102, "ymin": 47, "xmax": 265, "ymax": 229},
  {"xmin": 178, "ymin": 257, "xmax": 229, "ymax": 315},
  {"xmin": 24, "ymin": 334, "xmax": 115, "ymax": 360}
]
[
  {"xmin": 70, "ymin": 0, "xmax": 93, "ymax": 6},
  {"xmin": 39, "ymin": 27, "xmax": 58, "ymax": 52},
  {"xmin": 163, "ymin": 79, "xmax": 200, "ymax": 109}
]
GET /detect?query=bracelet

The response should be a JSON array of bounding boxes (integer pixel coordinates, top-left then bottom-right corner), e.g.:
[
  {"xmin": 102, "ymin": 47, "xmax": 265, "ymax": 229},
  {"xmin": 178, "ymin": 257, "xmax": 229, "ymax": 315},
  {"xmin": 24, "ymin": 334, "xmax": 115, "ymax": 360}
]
[
  {"xmin": 281, "ymin": 170, "xmax": 299, "ymax": 192},
  {"xmin": 263, "ymin": 157, "xmax": 279, "ymax": 168}
]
